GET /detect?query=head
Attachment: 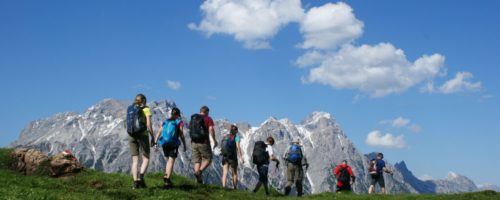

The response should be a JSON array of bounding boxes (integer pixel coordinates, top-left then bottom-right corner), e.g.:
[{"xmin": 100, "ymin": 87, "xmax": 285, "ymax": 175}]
[
  {"xmin": 341, "ymin": 160, "xmax": 348, "ymax": 167},
  {"xmin": 266, "ymin": 136, "xmax": 275, "ymax": 146},
  {"xmin": 200, "ymin": 106, "xmax": 210, "ymax": 116},
  {"xmin": 377, "ymin": 153, "xmax": 384, "ymax": 160},
  {"xmin": 170, "ymin": 107, "xmax": 181, "ymax": 119},
  {"xmin": 230, "ymin": 124, "xmax": 238, "ymax": 135},
  {"xmin": 134, "ymin": 94, "xmax": 147, "ymax": 106},
  {"xmin": 292, "ymin": 137, "xmax": 301, "ymax": 145}
]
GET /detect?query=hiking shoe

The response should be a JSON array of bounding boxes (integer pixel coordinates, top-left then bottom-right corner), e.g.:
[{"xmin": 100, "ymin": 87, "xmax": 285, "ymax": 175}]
[
  {"xmin": 194, "ymin": 171, "xmax": 203, "ymax": 184},
  {"xmin": 132, "ymin": 181, "xmax": 140, "ymax": 189},
  {"xmin": 163, "ymin": 178, "xmax": 173, "ymax": 189},
  {"xmin": 139, "ymin": 178, "xmax": 147, "ymax": 188}
]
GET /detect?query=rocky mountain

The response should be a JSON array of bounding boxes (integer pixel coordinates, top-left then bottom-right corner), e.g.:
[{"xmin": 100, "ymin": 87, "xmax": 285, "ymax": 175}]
[
  {"xmin": 10, "ymin": 99, "xmax": 478, "ymax": 195},
  {"xmin": 478, "ymin": 184, "xmax": 500, "ymax": 192}
]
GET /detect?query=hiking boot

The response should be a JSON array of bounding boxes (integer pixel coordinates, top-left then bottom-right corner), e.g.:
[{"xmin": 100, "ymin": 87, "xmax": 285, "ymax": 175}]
[
  {"xmin": 163, "ymin": 178, "xmax": 173, "ymax": 189},
  {"xmin": 139, "ymin": 178, "xmax": 147, "ymax": 188},
  {"xmin": 132, "ymin": 181, "xmax": 140, "ymax": 189},
  {"xmin": 194, "ymin": 171, "xmax": 203, "ymax": 184}
]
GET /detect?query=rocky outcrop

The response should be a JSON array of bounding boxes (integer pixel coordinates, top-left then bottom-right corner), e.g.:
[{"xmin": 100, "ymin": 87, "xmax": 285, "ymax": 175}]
[{"xmin": 10, "ymin": 148, "xmax": 82, "ymax": 177}]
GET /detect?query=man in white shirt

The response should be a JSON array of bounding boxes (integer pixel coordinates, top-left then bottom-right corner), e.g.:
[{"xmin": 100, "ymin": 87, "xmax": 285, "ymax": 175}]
[{"xmin": 252, "ymin": 137, "xmax": 279, "ymax": 196}]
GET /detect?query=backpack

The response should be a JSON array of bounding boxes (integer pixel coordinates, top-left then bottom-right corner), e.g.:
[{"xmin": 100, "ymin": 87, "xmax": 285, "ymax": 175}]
[
  {"xmin": 286, "ymin": 144, "xmax": 303, "ymax": 164},
  {"xmin": 189, "ymin": 114, "xmax": 208, "ymax": 143},
  {"xmin": 158, "ymin": 119, "xmax": 181, "ymax": 147},
  {"xmin": 221, "ymin": 134, "xmax": 237, "ymax": 158},
  {"xmin": 338, "ymin": 166, "xmax": 351, "ymax": 182},
  {"xmin": 252, "ymin": 141, "xmax": 269, "ymax": 165},
  {"xmin": 126, "ymin": 104, "xmax": 146, "ymax": 136},
  {"xmin": 368, "ymin": 159, "xmax": 378, "ymax": 175}
]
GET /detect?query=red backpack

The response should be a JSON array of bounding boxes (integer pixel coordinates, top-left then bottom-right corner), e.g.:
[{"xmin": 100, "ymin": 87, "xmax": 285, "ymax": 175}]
[{"xmin": 368, "ymin": 159, "xmax": 377, "ymax": 175}]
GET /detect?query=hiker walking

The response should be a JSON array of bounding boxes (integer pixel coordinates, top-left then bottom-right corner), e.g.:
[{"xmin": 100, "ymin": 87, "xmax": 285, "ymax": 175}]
[
  {"xmin": 220, "ymin": 125, "xmax": 244, "ymax": 189},
  {"xmin": 368, "ymin": 153, "xmax": 393, "ymax": 194},
  {"xmin": 126, "ymin": 94, "xmax": 154, "ymax": 189},
  {"xmin": 189, "ymin": 106, "xmax": 218, "ymax": 184},
  {"xmin": 154, "ymin": 107, "xmax": 187, "ymax": 189},
  {"xmin": 283, "ymin": 137, "xmax": 308, "ymax": 197},
  {"xmin": 333, "ymin": 160, "xmax": 355, "ymax": 193},
  {"xmin": 252, "ymin": 136, "xmax": 279, "ymax": 196}
]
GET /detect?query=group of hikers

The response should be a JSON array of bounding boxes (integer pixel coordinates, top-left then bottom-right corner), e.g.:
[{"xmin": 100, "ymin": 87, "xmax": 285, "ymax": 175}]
[{"xmin": 126, "ymin": 94, "xmax": 393, "ymax": 196}]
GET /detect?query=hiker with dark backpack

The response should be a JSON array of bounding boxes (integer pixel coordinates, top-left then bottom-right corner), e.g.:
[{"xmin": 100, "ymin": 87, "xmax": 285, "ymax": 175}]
[
  {"xmin": 220, "ymin": 125, "xmax": 244, "ymax": 190},
  {"xmin": 189, "ymin": 106, "xmax": 218, "ymax": 184},
  {"xmin": 126, "ymin": 94, "xmax": 154, "ymax": 189},
  {"xmin": 283, "ymin": 137, "xmax": 308, "ymax": 197},
  {"xmin": 153, "ymin": 107, "xmax": 187, "ymax": 189},
  {"xmin": 368, "ymin": 153, "xmax": 393, "ymax": 194},
  {"xmin": 252, "ymin": 137, "xmax": 279, "ymax": 196},
  {"xmin": 333, "ymin": 160, "xmax": 355, "ymax": 193}
]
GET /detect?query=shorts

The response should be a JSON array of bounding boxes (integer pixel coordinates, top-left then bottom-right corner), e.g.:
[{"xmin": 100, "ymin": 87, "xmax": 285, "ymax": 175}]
[
  {"xmin": 257, "ymin": 164, "xmax": 269, "ymax": 184},
  {"xmin": 222, "ymin": 156, "xmax": 238, "ymax": 169},
  {"xmin": 128, "ymin": 132, "xmax": 150, "ymax": 157},
  {"xmin": 286, "ymin": 163, "xmax": 304, "ymax": 182},
  {"xmin": 191, "ymin": 142, "xmax": 212, "ymax": 164},
  {"xmin": 370, "ymin": 174, "xmax": 385, "ymax": 187},
  {"xmin": 162, "ymin": 145, "xmax": 179, "ymax": 158},
  {"xmin": 336, "ymin": 183, "xmax": 352, "ymax": 192}
]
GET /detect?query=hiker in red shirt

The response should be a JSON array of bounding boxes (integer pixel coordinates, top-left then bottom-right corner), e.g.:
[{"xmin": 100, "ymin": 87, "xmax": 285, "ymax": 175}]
[{"xmin": 333, "ymin": 160, "xmax": 355, "ymax": 193}]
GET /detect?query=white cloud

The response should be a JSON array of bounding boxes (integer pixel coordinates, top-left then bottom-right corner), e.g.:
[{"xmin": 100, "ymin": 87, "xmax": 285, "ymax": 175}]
[
  {"xmin": 366, "ymin": 130, "xmax": 407, "ymax": 149},
  {"xmin": 391, "ymin": 117, "xmax": 410, "ymax": 128},
  {"xmin": 438, "ymin": 72, "xmax": 481, "ymax": 94},
  {"xmin": 302, "ymin": 43, "xmax": 446, "ymax": 97},
  {"xmin": 419, "ymin": 174, "xmax": 435, "ymax": 181},
  {"xmin": 207, "ymin": 95, "xmax": 217, "ymax": 100},
  {"xmin": 166, "ymin": 80, "xmax": 181, "ymax": 90},
  {"xmin": 298, "ymin": 2, "xmax": 363, "ymax": 50},
  {"xmin": 189, "ymin": 0, "xmax": 304, "ymax": 49},
  {"xmin": 381, "ymin": 117, "xmax": 421, "ymax": 133}
]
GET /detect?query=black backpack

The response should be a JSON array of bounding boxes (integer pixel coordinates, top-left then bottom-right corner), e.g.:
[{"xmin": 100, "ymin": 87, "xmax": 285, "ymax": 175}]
[
  {"xmin": 221, "ymin": 134, "xmax": 237, "ymax": 158},
  {"xmin": 189, "ymin": 114, "xmax": 208, "ymax": 143},
  {"xmin": 338, "ymin": 166, "xmax": 350, "ymax": 182},
  {"xmin": 252, "ymin": 141, "xmax": 269, "ymax": 165},
  {"xmin": 126, "ymin": 104, "xmax": 146, "ymax": 136}
]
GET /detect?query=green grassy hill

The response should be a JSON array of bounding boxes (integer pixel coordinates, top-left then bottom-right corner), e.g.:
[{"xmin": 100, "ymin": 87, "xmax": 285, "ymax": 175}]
[{"xmin": 0, "ymin": 148, "xmax": 498, "ymax": 200}]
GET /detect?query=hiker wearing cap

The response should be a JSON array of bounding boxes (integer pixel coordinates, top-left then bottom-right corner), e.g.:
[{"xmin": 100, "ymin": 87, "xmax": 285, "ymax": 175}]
[
  {"xmin": 220, "ymin": 125, "xmax": 244, "ymax": 190},
  {"xmin": 283, "ymin": 137, "xmax": 308, "ymax": 197},
  {"xmin": 333, "ymin": 160, "xmax": 355, "ymax": 193},
  {"xmin": 368, "ymin": 153, "xmax": 393, "ymax": 194},
  {"xmin": 154, "ymin": 107, "xmax": 187, "ymax": 189},
  {"xmin": 252, "ymin": 136, "xmax": 279, "ymax": 196}
]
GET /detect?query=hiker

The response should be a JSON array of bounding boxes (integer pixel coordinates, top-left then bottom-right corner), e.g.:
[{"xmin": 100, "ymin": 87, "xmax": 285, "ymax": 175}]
[
  {"xmin": 154, "ymin": 107, "xmax": 187, "ymax": 189},
  {"xmin": 220, "ymin": 125, "xmax": 244, "ymax": 189},
  {"xmin": 189, "ymin": 106, "xmax": 218, "ymax": 184},
  {"xmin": 368, "ymin": 153, "xmax": 394, "ymax": 194},
  {"xmin": 333, "ymin": 160, "xmax": 355, "ymax": 193},
  {"xmin": 126, "ymin": 94, "xmax": 154, "ymax": 189},
  {"xmin": 252, "ymin": 136, "xmax": 279, "ymax": 196},
  {"xmin": 283, "ymin": 137, "xmax": 309, "ymax": 197}
]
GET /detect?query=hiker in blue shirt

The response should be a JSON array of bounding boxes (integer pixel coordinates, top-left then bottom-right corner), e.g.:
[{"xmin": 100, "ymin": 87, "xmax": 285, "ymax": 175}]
[{"xmin": 368, "ymin": 153, "xmax": 393, "ymax": 194}]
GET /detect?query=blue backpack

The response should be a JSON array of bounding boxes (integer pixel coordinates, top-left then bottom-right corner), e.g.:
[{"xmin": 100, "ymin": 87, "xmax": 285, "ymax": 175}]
[
  {"xmin": 158, "ymin": 119, "xmax": 181, "ymax": 147},
  {"xmin": 126, "ymin": 105, "xmax": 146, "ymax": 136},
  {"xmin": 287, "ymin": 144, "xmax": 303, "ymax": 164},
  {"xmin": 221, "ymin": 134, "xmax": 237, "ymax": 158}
]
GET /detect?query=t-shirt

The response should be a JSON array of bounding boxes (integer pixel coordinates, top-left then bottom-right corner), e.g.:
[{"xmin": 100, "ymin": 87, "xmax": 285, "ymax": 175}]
[
  {"xmin": 204, "ymin": 115, "xmax": 214, "ymax": 130},
  {"xmin": 142, "ymin": 107, "xmax": 152, "ymax": 117},
  {"xmin": 334, "ymin": 165, "xmax": 354, "ymax": 186},
  {"xmin": 266, "ymin": 144, "xmax": 274, "ymax": 158},
  {"xmin": 229, "ymin": 134, "xmax": 240, "ymax": 143},
  {"xmin": 161, "ymin": 119, "xmax": 185, "ymax": 128},
  {"xmin": 376, "ymin": 159, "xmax": 386, "ymax": 174}
]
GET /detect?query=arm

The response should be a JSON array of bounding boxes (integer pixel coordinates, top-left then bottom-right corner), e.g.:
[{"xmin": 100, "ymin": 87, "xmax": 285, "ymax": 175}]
[
  {"xmin": 179, "ymin": 126, "xmax": 187, "ymax": 152},
  {"xmin": 154, "ymin": 126, "xmax": 163, "ymax": 147},
  {"xmin": 236, "ymin": 141, "xmax": 244, "ymax": 164},
  {"xmin": 209, "ymin": 126, "xmax": 217, "ymax": 147},
  {"xmin": 146, "ymin": 115, "xmax": 154, "ymax": 140}
]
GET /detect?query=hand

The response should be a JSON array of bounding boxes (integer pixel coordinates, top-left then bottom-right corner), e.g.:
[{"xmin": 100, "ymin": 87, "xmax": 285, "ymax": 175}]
[
  {"xmin": 213, "ymin": 140, "xmax": 218, "ymax": 148},
  {"xmin": 305, "ymin": 163, "xmax": 309, "ymax": 170},
  {"xmin": 240, "ymin": 158, "xmax": 245, "ymax": 165}
]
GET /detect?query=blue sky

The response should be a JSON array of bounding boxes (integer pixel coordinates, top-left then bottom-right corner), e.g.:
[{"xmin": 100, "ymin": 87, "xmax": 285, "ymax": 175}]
[{"xmin": 1, "ymin": 0, "xmax": 499, "ymax": 186}]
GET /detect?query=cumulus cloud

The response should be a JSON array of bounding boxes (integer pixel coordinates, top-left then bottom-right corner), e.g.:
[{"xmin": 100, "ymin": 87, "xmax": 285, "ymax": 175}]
[
  {"xmin": 298, "ymin": 2, "xmax": 363, "ymax": 50},
  {"xmin": 166, "ymin": 80, "xmax": 181, "ymax": 90},
  {"xmin": 366, "ymin": 130, "xmax": 407, "ymax": 149},
  {"xmin": 189, "ymin": 0, "xmax": 304, "ymax": 49},
  {"xmin": 438, "ymin": 72, "xmax": 481, "ymax": 94},
  {"xmin": 381, "ymin": 117, "xmax": 421, "ymax": 133},
  {"xmin": 302, "ymin": 43, "xmax": 446, "ymax": 97}
]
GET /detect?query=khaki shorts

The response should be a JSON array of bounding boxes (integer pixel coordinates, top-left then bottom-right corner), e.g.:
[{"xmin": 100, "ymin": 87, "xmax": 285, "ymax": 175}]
[
  {"xmin": 222, "ymin": 157, "xmax": 238, "ymax": 169},
  {"xmin": 287, "ymin": 162, "xmax": 304, "ymax": 181},
  {"xmin": 192, "ymin": 142, "xmax": 212, "ymax": 164},
  {"xmin": 128, "ymin": 131, "xmax": 150, "ymax": 157}
]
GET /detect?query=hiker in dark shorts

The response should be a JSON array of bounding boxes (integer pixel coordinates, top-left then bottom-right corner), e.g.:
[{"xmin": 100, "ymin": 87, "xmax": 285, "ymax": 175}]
[
  {"xmin": 127, "ymin": 94, "xmax": 154, "ymax": 189},
  {"xmin": 368, "ymin": 153, "xmax": 393, "ymax": 194},
  {"xmin": 333, "ymin": 160, "xmax": 355, "ymax": 193},
  {"xmin": 283, "ymin": 137, "xmax": 309, "ymax": 197},
  {"xmin": 154, "ymin": 107, "xmax": 187, "ymax": 189},
  {"xmin": 252, "ymin": 137, "xmax": 279, "ymax": 196},
  {"xmin": 221, "ymin": 125, "xmax": 244, "ymax": 189},
  {"xmin": 190, "ymin": 106, "xmax": 218, "ymax": 184}
]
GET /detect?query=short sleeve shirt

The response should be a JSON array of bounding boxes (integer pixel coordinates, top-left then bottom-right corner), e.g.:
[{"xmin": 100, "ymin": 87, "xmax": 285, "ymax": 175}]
[
  {"xmin": 266, "ymin": 144, "xmax": 274, "ymax": 158},
  {"xmin": 142, "ymin": 107, "xmax": 152, "ymax": 117},
  {"xmin": 376, "ymin": 160, "xmax": 386, "ymax": 174}
]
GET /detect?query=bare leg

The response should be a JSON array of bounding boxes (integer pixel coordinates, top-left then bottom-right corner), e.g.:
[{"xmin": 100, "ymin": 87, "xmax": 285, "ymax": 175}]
[
  {"xmin": 222, "ymin": 163, "xmax": 229, "ymax": 188},
  {"xmin": 231, "ymin": 166, "xmax": 238, "ymax": 189},
  {"xmin": 139, "ymin": 154, "xmax": 150, "ymax": 175},
  {"xmin": 368, "ymin": 185, "xmax": 375, "ymax": 194},
  {"xmin": 194, "ymin": 163, "xmax": 201, "ymax": 174},
  {"xmin": 200, "ymin": 159, "xmax": 211, "ymax": 172},
  {"xmin": 165, "ymin": 157, "xmax": 176, "ymax": 179},
  {"xmin": 131, "ymin": 156, "xmax": 139, "ymax": 181},
  {"xmin": 381, "ymin": 187, "xmax": 386, "ymax": 194}
]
